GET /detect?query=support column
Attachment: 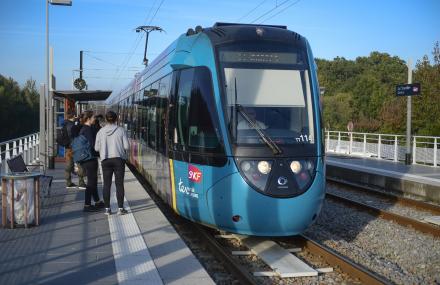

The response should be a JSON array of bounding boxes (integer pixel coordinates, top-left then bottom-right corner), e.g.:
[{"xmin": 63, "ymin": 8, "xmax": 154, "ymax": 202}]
[
  {"xmin": 405, "ymin": 59, "xmax": 413, "ymax": 165},
  {"xmin": 39, "ymin": 84, "xmax": 47, "ymax": 168}
]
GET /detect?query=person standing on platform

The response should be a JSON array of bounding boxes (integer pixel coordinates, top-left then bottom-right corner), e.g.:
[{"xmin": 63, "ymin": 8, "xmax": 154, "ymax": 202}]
[
  {"xmin": 95, "ymin": 110, "xmax": 129, "ymax": 215},
  {"xmin": 62, "ymin": 110, "xmax": 86, "ymax": 189},
  {"xmin": 79, "ymin": 111, "xmax": 105, "ymax": 212}
]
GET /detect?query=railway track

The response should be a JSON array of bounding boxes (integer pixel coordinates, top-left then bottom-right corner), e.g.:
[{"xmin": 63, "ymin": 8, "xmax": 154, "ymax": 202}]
[
  {"xmin": 326, "ymin": 180, "xmax": 440, "ymax": 238},
  {"xmin": 283, "ymin": 235, "xmax": 392, "ymax": 285},
  {"xmin": 129, "ymin": 165, "xmax": 394, "ymax": 284},
  {"xmin": 327, "ymin": 177, "xmax": 440, "ymax": 214}
]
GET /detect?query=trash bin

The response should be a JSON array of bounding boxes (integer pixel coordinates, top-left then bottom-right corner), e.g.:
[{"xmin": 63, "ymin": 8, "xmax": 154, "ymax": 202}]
[{"xmin": 1, "ymin": 172, "xmax": 41, "ymax": 228}]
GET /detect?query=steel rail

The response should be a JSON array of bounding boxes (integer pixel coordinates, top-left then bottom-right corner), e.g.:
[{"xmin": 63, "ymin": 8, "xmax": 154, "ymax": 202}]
[
  {"xmin": 285, "ymin": 235, "xmax": 392, "ymax": 285},
  {"xmin": 326, "ymin": 193, "xmax": 440, "ymax": 237},
  {"xmin": 128, "ymin": 164, "xmax": 257, "ymax": 285},
  {"xmin": 192, "ymin": 225, "xmax": 257, "ymax": 285},
  {"xmin": 327, "ymin": 177, "xmax": 440, "ymax": 214}
]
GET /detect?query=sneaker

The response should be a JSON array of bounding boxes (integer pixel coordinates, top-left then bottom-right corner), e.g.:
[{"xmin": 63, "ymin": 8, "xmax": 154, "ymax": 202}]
[
  {"xmin": 78, "ymin": 182, "xmax": 87, "ymax": 190},
  {"xmin": 83, "ymin": 205, "xmax": 100, "ymax": 212},
  {"xmin": 66, "ymin": 182, "xmax": 77, "ymax": 188},
  {"xmin": 94, "ymin": 201, "xmax": 105, "ymax": 208},
  {"xmin": 104, "ymin": 208, "xmax": 112, "ymax": 215},
  {"xmin": 118, "ymin": 208, "xmax": 128, "ymax": 215}
]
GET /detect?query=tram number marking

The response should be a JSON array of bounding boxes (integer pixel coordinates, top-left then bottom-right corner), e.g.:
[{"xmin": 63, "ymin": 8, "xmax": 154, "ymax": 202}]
[
  {"xmin": 178, "ymin": 178, "xmax": 199, "ymax": 199},
  {"xmin": 188, "ymin": 165, "xmax": 202, "ymax": 183},
  {"xmin": 295, "ymin": 134, "xmax": 314, "ymax": 143}
]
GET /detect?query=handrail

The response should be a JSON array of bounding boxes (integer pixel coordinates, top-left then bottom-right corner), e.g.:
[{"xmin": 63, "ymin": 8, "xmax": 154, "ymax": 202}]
[
  {"xmin": 325, "ymin": 130, "xmax": 440, "ymax": 167},
  {"xmin": 0, "ymin": 132, "xmax": 39, "ymax": 146},
  {"xmin": 0, "ymin": 132, "xmax": 40, "ymax": 173}
]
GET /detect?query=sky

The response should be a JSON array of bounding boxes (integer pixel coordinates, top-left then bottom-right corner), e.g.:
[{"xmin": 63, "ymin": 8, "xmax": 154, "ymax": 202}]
[{"xmin": 0, "ymin": 0, "xmax": 439, "ymax": 93}]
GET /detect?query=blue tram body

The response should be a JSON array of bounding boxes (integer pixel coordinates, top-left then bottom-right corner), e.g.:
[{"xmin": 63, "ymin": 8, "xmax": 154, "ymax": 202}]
[{"xmin": 105, "ymin": 23, "xmax": 325, "ymax": 236}]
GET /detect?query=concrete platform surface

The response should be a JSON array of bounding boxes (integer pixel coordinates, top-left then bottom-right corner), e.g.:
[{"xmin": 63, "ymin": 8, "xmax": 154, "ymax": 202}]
[
  {"xmin": 327, "ymin": 154, "xmax": 440, "ymax": 203},
  {"xmin": 0, "ymin": 162, "xmax": 214, "ymax": 285}
]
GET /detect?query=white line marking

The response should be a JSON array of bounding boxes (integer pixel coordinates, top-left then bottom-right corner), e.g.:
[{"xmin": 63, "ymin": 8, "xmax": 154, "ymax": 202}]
[
  {"xmin": 99, "ymin": 162, "xmax": 163, "ymax": 285},
  {"xmin": 327, "ymin": 159, "xmax": 440, "ymax": 186}
]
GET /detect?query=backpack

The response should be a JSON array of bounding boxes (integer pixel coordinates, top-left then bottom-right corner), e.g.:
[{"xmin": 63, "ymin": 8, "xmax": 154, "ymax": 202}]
[
  {"xmin": 71, "ymin": 135, "xmax": 93, "ymax": 163},
  {"xmin": 56, "ymin": 125, "xmax": 70, "ymax": 147}
]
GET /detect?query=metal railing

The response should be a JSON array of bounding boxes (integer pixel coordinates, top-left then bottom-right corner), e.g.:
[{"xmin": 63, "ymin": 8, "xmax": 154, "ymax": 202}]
[
  {"xmin": 0, "ymin": 133, "xmax": 40, "ymax": 173},
  {"xmin": 325, "ymin": 130, "xmax": 440, "ymax": 167}
]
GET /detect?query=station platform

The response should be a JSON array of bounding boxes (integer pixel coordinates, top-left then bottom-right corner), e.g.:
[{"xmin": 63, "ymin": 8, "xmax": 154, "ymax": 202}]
[
  {"xmin": 0, "ymin": 162, "xmax": 214, "ymax": 285},
  {"xmin": 326, "ymin": 154, "xmax": 440, "ymax": 203}
]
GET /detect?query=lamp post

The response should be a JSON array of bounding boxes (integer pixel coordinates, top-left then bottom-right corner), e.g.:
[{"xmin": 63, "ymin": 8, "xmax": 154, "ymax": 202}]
[
  {"xmin": 45, "ymin": 0, "xmax": 72, "ymax": 169},
  {"xmin": 135, "ymin": 26, "xmax": 163, "ymax": 66}
]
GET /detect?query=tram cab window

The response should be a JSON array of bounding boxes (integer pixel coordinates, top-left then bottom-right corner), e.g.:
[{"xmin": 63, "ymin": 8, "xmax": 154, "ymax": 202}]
[
  {"xmin": 173, "ymin": 67, "xmax": 224, "ymax": 154},
  {"xmin": 219, "ymin": 42, "xmax": 316, "ymax": 147}
]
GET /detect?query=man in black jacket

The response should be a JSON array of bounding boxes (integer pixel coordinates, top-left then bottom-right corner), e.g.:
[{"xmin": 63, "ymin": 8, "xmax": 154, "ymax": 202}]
[{"xmin": 64, "ymin": 110, "xmax": 86, "ymax": 188}]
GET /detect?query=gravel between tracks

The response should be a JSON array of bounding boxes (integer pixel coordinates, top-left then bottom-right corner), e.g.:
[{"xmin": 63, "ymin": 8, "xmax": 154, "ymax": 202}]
[
  {"xmin": 305, "ymin": 199, "xmax": 440, "ymax": 284},
  {"xmin": 327, "ymin": 182, "xmax": 440, "ymax": 223},
  {"xmin": 217, "ymin": 234, "xmax": 360, "ymax": 285}
]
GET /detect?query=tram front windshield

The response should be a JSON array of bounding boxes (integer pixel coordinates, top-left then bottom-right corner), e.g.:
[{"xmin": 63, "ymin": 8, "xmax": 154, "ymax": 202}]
[{"xmin": 218, "ymin": 42, "xmax": 315, "ymax": 147}]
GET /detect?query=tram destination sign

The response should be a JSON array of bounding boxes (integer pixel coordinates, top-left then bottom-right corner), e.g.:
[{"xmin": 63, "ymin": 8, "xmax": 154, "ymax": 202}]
[{"xmin": 396, "ymin": 83, "xmax": 421, "ymax": 96}]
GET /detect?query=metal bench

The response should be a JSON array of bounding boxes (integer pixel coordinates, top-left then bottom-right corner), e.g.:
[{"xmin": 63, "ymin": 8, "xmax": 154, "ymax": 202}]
[{"xmin": 6, "ymin": 154, "xmax": 53, "ymax": 197}]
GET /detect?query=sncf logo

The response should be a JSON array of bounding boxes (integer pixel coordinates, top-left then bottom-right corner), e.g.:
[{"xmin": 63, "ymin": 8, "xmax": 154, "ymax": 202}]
[{"xmin": 188, "ymin": 165, "xmax": 202, "ymax": 183}]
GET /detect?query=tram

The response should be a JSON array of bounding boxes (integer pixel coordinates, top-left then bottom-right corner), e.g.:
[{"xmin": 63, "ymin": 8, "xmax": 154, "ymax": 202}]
[{"xmin": 105, "ymin": 23, "xmax": 325, "ymax": 236}]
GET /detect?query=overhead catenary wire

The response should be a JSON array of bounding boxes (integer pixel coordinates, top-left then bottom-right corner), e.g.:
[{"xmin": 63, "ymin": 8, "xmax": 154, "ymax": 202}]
[
  {"xmin": 82, "ymin": 50, "xmax": 146, "ymax": 55},
  {"xmin": 236, "ymin": 0, "xmax": 268, "ymax": 22},
  {"xmin": 83, "ymin": 52, "xmax": 119, "ymax": 67},
  {"xmin": 259, "ymin": 0, "xmax": 302, "ymax": 23},
  {"xmin": 109, "ymin": 0, "xmax": 160, "ymax": 88},
  {"xmin": 148, "ymin": 0, "xmax": 165, "ymax": 25},
  {"xmin": 249, "ymin": 0, "xmax": 291, "ymax": 24},
  {"xmin": 110, "ymin": 0, "xmax": 165, "ymax": 90}
]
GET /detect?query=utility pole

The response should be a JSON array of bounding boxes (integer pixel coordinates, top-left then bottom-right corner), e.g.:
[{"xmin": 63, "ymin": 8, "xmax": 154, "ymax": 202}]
[
  {"xmin": 405, "ymin": 59, "xmax": 412, "ymax": 165},
  {"xmin": 80, "ymin": 50, "xmax": 83, "ymax": 80},
  {"xmin": 135, "ymin": 26, "xmax": 164, "ymax": 66}
]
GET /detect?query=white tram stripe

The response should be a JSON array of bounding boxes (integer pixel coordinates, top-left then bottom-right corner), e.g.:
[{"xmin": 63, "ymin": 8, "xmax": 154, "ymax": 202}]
[{"xmin": 99, "ymin": 162, "xmax": 163, "ymax": 285}]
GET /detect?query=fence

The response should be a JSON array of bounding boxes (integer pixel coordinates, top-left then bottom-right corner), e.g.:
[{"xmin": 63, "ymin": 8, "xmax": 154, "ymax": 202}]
[
  {"xmin": 0, "ymin": 133, "xmax": 40, "ymax": 173},
  {"xmin": 325, "ymin": 130, "xmax": 440, "ymax": 167}
]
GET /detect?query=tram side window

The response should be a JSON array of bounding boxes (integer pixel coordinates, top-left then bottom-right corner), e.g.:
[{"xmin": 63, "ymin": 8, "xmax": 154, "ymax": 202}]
[
  {"xmin": 157, "ymin": 75, "xmax": 171, "ymax": 154},
  {"xmin": 175, "ymin": 69, "xmax": 194, "ymax": 150},
  {"xmin": 147, "ymin": 98, "xmax": 157, "ymax": 150},
  {"xmin": 174, "ymin": 67, "xmax": 223, "ymax": 153}
]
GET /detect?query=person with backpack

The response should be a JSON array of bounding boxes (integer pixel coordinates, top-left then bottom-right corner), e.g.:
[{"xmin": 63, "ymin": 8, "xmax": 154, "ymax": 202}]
[
  {"xmin": 73, "ymin": 110, "xmax": 104, "ymax": 212},
  {"xmin": 58, "ymin": 110, "xmax": 86, "ymax": 189},
  {"xmin": 95, "ymin": 110, "xmax": 129, "ymax": 215}
]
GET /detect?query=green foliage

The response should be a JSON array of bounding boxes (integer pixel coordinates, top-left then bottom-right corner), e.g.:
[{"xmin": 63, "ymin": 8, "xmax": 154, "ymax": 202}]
[
  {"xmin": 0, "ymin": 75, "xmax": 40, "ymax": 142},
  {"xmin": 318, "ymin": 43, "xmax": 440, "ymax": 136}
]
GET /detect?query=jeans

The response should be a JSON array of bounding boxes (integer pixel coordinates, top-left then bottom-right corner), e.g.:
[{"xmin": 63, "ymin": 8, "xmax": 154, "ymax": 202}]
[
  {"xmin": 65, "ymin": 148, "xmax": 85, "ymax": 185},
  {"xmin": 81, "ymin": 158, "xmax": 100, "ymax": 206},
  {"xmin": 101, "ymin": 158, "xmax": 125, "ymax": 208}
]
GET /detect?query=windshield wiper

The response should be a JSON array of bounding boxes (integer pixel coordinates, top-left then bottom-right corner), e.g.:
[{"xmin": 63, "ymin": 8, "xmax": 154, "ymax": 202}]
[{"xmin": 236, "ymin": 104, "xmax": 282, "ymax": 155}]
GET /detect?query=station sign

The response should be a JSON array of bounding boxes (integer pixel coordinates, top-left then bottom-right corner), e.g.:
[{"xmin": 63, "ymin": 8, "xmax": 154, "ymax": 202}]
[{"xmin": 396, "ymin": 83, "xmax": 421, "ymax": 96}]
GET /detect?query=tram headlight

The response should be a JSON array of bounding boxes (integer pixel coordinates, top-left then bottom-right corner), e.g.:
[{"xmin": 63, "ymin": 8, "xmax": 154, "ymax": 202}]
[
  {"xmin": 240, "ymin": 161, "xmax": 251, "ymax": 172},
  {"xmin": 237, "ymin": 159, "xmax": 272, "ymax": 192},
  {"xmin": 257, "ymin": 161, "xmax": 272, "ymax": 174},
  {"xmin": 290, "ymin": 161, "xmax": 302, "ymax": 174}
]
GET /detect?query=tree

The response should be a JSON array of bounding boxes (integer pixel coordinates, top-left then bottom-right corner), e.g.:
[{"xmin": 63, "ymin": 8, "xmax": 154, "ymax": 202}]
[
  {"xmin": 317, "ymin": 45, "xmax": 440, "ymax": 136},
  {"xmin": 0, "ymin": 75, "xmax": 40, "ymax": 142}
]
